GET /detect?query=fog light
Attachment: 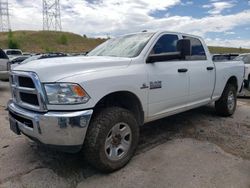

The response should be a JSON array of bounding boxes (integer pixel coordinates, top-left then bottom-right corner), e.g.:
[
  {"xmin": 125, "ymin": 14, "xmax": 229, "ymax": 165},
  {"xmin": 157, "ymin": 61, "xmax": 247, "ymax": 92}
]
[{"xmin": 79, "ymin": 117, "xmax": 88, "ymax": 127}]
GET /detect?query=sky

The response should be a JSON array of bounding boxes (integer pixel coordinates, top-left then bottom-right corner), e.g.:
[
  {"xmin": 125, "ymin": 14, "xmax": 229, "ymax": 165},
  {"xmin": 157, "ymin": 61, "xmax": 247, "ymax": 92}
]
[{"xmin": 9, "ymin": 0, "xmax": 250, "ymax": 48}]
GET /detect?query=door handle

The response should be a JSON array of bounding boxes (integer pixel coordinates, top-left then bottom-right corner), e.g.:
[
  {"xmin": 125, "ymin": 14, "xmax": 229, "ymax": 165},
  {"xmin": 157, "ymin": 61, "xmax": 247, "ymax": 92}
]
[
  {"xmin": 207, "ymin": 67, "xmax": 214, "ymax": 71},
  {"xmin": 178, "ymin": 68, "xmax": 188, "ymax": 73}
]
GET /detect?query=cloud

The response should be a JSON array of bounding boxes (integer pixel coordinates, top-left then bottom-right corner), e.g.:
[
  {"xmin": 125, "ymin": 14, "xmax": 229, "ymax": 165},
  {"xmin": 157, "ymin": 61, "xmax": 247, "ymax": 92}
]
[
  {"xmin": 203, "ymin": 1, "xmax": 235, "ymax": 15},
  {"xmin": 9, "ymin": 0, "xmax": 42, "ymax": 30},
  {"xmin": 181, "ymin": 1, "xmax": 193, "ymax": 6},
  {"xmin": 6, "ymin": 0, "xmax": 250, "ymax": 48},
  {"xmin": 224, "ymin": 31, "xmax": 235, "ymax": 35}
]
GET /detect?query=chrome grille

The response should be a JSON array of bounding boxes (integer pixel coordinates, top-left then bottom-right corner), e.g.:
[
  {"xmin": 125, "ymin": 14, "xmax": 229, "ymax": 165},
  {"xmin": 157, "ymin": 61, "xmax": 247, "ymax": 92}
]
[{"xmin": 10, "ymin": 71, "xmax": 47, "ymax": 112}]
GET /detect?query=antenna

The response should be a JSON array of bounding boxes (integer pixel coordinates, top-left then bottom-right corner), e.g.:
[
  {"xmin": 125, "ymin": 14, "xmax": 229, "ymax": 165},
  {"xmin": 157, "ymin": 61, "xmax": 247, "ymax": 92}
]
[
  {"xmin": 0, "ymin": 0, "xmax": 11, "ymax": 32},
  {"xmin": 43, "ymin": 0, "xmax": 62, "ymax": 31}
]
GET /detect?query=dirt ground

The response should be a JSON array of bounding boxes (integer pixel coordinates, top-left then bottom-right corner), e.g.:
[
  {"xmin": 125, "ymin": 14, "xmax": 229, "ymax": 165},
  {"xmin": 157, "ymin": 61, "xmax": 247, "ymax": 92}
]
[{"xmin": 1, "ymin": 80, "xmax": 250, "ymax": 188}]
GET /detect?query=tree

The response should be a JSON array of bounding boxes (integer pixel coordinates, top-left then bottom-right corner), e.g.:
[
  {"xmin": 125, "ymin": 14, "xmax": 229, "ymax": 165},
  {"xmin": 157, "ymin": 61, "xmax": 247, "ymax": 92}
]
[{"xmin": 8, "ymin": 30, "xmax": 19, "ymax": 49}]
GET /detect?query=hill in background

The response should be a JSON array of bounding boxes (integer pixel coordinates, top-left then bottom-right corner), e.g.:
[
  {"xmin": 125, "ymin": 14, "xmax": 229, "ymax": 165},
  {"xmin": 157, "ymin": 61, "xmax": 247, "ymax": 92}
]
[
  {"xmin": 208, "ymin": 46, "xmax": 250, "ymax": 54},
  {"xmin": 0, "ymin": 30, "xmax": 250, "ymax": 54},
  {"xmin": 0, "ymin": 30, "xmax": 105, "ymax": 53}
]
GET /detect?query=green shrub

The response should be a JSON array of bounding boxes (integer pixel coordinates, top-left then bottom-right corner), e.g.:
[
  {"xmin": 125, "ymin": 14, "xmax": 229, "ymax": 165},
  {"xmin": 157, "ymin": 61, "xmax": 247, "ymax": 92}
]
[
  {"xmin": 58, "ymin": 34, "xmax": 68, "ymax": 45},
  {"xmin": 44, "ymin": 46, "xmax": 56, "ymax": 53},
  {"xmin": 8, "ymin": 30, "xmax": 13, "ymax": 38},
  {"xmin": 8, "ymin": 39, "xmax": 19, "ymax": 49},
  {"xmin": 7, "ymin": 30, "xmax": 19, "ymax": 49}
]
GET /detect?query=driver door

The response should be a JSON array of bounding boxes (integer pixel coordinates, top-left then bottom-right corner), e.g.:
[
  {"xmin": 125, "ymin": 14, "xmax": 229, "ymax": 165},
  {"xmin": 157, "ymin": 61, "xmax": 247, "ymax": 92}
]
[{"xmin": 146, "ymin": 34, "xmax": 189, "ymax": 121}]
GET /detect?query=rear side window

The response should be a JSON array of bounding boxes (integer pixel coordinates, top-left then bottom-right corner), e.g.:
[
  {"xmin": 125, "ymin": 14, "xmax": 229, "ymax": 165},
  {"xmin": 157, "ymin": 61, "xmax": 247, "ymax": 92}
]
[
  {"xmin": 183, "ymin": 36, "xmax": 207, "ymax": 60},
  {"xmin": 0, "ymin": 49, "xmax": 8, "ymax": 59},
  {"xmin": 152, "ymin": 34, "xmax": 179, "ymax": 54}
]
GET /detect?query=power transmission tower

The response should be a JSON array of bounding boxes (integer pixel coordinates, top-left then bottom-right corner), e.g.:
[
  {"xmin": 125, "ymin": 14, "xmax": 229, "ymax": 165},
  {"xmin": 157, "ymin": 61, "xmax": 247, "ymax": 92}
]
[
  {"xmin": 43, "ymin": 0, "xmax": 62, "ymax": 31},
  {"xmin": 0, "ymin": 0, "xmax": 11, "ymax": 32}
]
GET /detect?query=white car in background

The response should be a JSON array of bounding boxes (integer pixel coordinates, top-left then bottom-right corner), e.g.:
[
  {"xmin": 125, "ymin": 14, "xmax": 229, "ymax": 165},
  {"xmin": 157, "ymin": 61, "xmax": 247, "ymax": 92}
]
[
  {"xmin": 235, "ymin": 53, "xmax": 250, "ymax": 88},
  {"xmin": 8, "ymin": 56, "xmax": 30, "ymax": 70},
  {"xmin": 3, "ymin": 49, "xmax": 23, "ymax": 59}
]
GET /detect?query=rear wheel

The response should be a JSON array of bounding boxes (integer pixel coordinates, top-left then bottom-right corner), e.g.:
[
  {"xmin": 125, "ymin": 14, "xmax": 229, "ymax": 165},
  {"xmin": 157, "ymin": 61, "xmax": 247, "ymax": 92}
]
[
  {"xmin": 84, "ymin": 107, "xmax": 139, "ymax": 172},
  {"xmin": 215, "ymin": 83, "xmax": 237, "ymax": 117}
]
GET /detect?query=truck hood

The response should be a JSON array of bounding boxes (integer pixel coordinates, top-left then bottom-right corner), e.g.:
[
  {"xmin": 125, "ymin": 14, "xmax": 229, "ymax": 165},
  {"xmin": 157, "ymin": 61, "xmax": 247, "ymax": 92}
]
[{"xmin": 13, "ymin": 56, "xmax": 132, "ymax": 82}]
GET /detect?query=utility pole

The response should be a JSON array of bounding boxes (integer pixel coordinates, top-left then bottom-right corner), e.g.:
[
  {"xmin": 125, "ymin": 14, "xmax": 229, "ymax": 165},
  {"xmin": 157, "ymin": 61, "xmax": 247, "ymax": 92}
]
[
  {"xmin": 0, "ymin": 0, "xmax": 10, "ymax": 32},
  {"xmin": 43, "ymin": 0, "xmax": 62, "ymax": 31}
]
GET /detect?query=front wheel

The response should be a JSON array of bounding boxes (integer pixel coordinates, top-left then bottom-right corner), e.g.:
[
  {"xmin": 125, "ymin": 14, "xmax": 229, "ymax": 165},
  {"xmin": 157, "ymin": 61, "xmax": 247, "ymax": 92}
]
[
  {"xmin": 84, "ymin": 107, "xmax": 139, "ymax": 172},
  {"xmin": 215, "ymin": 83, "xmax": 237, "ymax": 117}
]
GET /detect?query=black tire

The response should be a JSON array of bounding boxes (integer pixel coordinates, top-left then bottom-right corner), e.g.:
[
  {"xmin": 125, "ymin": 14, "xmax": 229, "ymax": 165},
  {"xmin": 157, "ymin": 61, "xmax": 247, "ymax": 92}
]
[
  {"xmin": 215, "ymin": 83, "xmax": 237, "ymax": 117},
  {"xmin": 84, "ymin": 107, "xmax": 139, "ymax": 172}
]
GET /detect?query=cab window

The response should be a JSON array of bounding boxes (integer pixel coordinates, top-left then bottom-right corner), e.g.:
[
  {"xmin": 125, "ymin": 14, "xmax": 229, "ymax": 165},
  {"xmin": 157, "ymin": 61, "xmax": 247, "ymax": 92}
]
[
  {"xmin": 183, "ymin": 36, "xmax": 207, "ymax": 60},
  {"xmin": 151, "ymin": 34, "xmax": 179, "ymax": 54}
]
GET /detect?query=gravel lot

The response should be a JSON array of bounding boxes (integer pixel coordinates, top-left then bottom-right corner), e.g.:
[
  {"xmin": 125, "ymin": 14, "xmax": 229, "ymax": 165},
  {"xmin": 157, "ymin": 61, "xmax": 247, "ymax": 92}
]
[{"xmin": 1, "ymin": 81, "xmax": 250, "ymax": 188}]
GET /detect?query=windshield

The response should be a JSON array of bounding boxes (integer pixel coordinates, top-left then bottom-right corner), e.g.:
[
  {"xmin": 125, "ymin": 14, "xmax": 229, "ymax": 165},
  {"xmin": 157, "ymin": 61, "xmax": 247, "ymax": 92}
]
[{"xmin": 87, "ymin": 33, "xmax": 154, "ymax": 58}]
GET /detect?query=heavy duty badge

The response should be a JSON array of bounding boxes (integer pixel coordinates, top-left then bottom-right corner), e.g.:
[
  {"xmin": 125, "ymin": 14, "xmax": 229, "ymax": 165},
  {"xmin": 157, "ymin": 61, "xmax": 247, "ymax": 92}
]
[{"xmin": 150, "ymin": 81, "xmax": 162, "ymax": 89}]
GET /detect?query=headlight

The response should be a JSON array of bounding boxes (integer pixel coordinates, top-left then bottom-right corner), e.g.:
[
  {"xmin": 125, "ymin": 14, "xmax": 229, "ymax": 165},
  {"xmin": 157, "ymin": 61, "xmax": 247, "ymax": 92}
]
[{"xmin": 44, "ymin": 83, "xmax": 90, "ymax": 104}]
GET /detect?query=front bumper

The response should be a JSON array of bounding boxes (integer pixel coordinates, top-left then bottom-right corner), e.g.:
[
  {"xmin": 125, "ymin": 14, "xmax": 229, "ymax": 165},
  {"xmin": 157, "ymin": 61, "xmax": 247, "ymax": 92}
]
[
  {"xmin": 8, "ymin": 101, "xmax": 93, "ymax": 152},
  {"xmin": 0, "ymin": 71, "xmax": 9, "ymax": 80}
]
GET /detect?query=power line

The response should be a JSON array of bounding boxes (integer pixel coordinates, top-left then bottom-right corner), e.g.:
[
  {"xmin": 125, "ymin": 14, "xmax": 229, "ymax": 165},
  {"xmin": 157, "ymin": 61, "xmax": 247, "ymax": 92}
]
[
  {"xmin": 43, "ymin": 0, "xmax": 62, "ymax": 31},
  {"xmin": 0, "ymin": 0, "xmax": 11, "ymax": 32}
]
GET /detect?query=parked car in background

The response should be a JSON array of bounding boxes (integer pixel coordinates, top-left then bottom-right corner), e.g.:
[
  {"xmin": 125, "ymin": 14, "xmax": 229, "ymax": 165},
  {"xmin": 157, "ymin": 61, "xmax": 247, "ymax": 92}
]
[
  {"xmin": 9, "ymin": 53, "xmax": 69, "ymax": 70},
  {"xmin": 0, "ymin": 48, "xmax": 10, "ymax": 81},
  {"xmin": 18, "ymin": 53, "xmax": 69, "ymax": 66},
  {"xmin": 70, "ymin": 52, "xmax": 89, "ymax": 56},
  {"xmin": 234, "ymin": 53, "xmax": 250, "ymax": 88},
  {"xmin": 8, "ymin": 56, "xmax": 31, "ymax": 70},
  {"xmin": 212, "ymin": 53, "xmax": 239, "ymax": 62},
  {"xmin": 3, "ymin": 49, "xmax": 23, "ymax": 59},
  {"xmin": 22, "ymin": 52, "xmax": 32, "ymax": 56}
]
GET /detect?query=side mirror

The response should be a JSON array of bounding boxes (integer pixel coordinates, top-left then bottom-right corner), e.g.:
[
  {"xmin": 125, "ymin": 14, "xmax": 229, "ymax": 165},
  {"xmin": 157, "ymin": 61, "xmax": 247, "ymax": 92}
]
[
  {"xmin": 177, "ymin": 39, "xmax": 191, "ymax": 59},
  {"xmin": 146, "ymin": 39, "xmax": 192, "ymax": 63},
  {"xmin": 146, "ymin": 52, "xmax": 182, "ymax": 63}
]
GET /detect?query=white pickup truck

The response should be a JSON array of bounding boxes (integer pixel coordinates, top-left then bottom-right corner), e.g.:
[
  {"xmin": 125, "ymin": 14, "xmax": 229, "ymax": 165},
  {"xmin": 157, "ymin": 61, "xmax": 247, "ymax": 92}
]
[{"xmin": 8, "ymin": 31, "xmax": 244, "ymax": 172}]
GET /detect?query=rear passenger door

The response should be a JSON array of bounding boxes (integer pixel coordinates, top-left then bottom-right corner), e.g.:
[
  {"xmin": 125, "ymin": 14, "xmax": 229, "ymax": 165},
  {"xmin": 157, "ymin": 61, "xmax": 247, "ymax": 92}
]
[{"xmin": 183, "ymin": 36, "xmax": 215, "ymax": 106}]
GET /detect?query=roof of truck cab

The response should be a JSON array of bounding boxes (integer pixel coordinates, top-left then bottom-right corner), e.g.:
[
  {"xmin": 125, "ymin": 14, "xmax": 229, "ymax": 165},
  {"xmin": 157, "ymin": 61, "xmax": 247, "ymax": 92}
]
[{"xmin": 120, "ymin": 30, "xmax": 204, "ymax": 40}]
